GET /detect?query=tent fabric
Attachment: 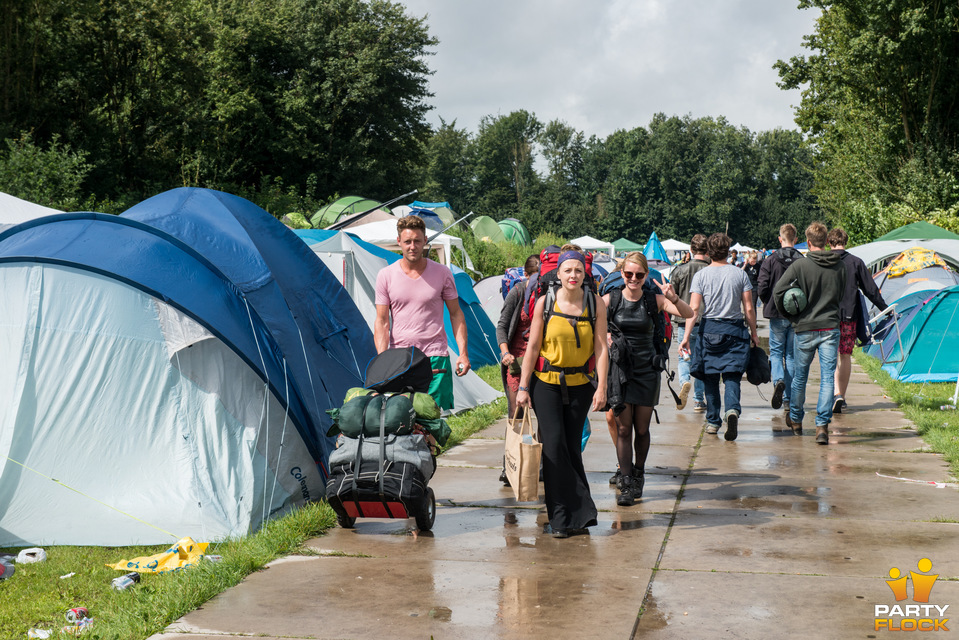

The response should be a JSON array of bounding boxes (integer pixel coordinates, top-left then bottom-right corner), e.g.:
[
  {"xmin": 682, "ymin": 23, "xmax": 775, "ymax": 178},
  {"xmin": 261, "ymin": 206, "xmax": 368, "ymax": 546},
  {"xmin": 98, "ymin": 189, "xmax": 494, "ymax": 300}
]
[
  {"xmin": 449, "ymin": 265, "xmax": 500, "ymax": 368},
  {"xmin": 498, "ymin": 218, "xmax": 532, "ymax": 245},
  {"xmin": 0, "ymin": 192, "xmax": 60, "ymax": 232},
  {"xmin": 847, "ymin": 239, "xmax": 959, "ymax": 271},
  {"xmin": 875, "ymin": 221, "xmax": 959, "ymax": 242},
  {"xmin": 123, "ymin": 188, "xmax": 375, "ymax": 467},
  {"xmin": 471, "ymin": 215, "xmax": 507, "ymax": 243},
  {"xmin": 412, "ymin": 200, "xmax": 451, "ymax": 209},
  {"xmin": 877, "ymin": 285, "xmax": 959, "ymax": 383},
  {"xmin": 570, "ymin": 235, "xmax": 615, "ymax": 259},
  {"xmin": 473, "ymin": 275, "xmax": 505, "ymax": 324},
  {"xmin": 296, "ymin": 229, "xmax": 501, "ymax": 413},
  {"xmin": 407, "ymin": 207, "xmax": 446, "ymax": 231},
  {"xmin": 612, "ymin": 237, "xmax": 644, "ymax": 252},
  {"xmin": 0, "ymin": 216, "xmax": 327, "ymax": 545},
  {"xmin": 643, "ymin": 231, "xmax": 671, "ymax": 264},
  {"xmin": 865, "ymin": 290, "xmax": 938, "ymax": 362},
  {"xmin": 885, "ymin": 247, "xmax": 948, "ymax": 277},
  {"xmin": 311, "ymin": 196, "xmax": 388, "ymax": 228},
  {"xmin": 661, "ymin": 239, "xmax": 690, "ymax": 252},
  {"xmin": 871, "ymin": 264, "xmax": 959, "ymax": 313}
]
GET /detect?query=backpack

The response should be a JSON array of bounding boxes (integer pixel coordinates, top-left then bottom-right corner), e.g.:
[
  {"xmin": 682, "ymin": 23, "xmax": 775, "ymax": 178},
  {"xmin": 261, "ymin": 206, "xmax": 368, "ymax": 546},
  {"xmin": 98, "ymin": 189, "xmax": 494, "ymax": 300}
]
[
  {"xmin": 364, "ymin": 347, "xmax": 433, "ymax": 394},
  {"xmin": 607, "ymin": 280, "xmax": 669, "ymax": 373},
  {"xmin": 523, "ymin": 245, "xmax": 596, "ymax": 320},
  {"xmin": 500, "ymin": 267, "xmax": 526, "ymax": 299}
]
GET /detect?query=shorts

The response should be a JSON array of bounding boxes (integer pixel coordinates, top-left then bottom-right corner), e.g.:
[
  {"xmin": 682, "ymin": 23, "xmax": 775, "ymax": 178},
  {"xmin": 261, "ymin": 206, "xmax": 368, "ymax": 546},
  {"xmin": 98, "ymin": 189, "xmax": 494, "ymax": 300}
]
[
  {"xmin": 839, "ymin": 320, "xmax": 856, "ymax": 355},
  {"xmin": 428, "ymin": 355, "xmax": 454, "ymax": 410}
]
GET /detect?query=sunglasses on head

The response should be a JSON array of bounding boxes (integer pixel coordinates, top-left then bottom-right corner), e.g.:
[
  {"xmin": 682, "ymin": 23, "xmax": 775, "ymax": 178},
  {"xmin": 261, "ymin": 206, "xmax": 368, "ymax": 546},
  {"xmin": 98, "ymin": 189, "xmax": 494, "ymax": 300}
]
[{"xmin": 623, "ymin": 270, "xmax": 647, "ymax": 279}]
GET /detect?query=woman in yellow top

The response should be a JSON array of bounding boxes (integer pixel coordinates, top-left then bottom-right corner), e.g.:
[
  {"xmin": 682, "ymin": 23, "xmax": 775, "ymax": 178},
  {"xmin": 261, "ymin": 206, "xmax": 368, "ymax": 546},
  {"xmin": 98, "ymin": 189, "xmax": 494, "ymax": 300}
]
[{"xmin": 517, "ymin": 250, "xmax": 608, "ymax": 538}]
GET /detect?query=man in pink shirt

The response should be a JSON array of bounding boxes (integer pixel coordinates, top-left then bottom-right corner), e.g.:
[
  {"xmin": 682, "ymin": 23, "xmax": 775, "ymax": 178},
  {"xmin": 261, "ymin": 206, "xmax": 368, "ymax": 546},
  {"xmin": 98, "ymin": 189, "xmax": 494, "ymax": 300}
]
[{"xmin": 374, "ymin": 215, "xmax": 470, "ymax": 409}]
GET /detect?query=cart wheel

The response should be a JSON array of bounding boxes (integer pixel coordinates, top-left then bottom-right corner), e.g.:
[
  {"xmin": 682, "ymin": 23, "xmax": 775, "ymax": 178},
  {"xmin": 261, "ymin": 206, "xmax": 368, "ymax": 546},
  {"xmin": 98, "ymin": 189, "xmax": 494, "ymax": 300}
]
[
  {"xmin": 337, "ymin": 511, "xmax": 356, "ymax": 529},
  {"xmin": 415, "ymin": 488, "xmax": 436, "ymax": 531}
]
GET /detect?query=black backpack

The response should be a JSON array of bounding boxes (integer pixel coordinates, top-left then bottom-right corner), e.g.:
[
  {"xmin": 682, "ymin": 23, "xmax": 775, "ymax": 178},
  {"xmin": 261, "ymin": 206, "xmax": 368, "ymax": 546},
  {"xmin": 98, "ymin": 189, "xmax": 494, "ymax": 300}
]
[{"xmin": 364, "ymin": 347, "xmax": 433, "ymax": 394}]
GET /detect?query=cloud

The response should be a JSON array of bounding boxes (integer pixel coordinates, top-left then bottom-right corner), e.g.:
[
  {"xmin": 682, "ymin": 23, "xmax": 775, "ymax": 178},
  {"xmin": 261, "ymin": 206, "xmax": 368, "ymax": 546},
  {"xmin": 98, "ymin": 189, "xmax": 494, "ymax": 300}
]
[{"xmin": 399, "ymin": 0, "xmax": 818, "ymax": 137}]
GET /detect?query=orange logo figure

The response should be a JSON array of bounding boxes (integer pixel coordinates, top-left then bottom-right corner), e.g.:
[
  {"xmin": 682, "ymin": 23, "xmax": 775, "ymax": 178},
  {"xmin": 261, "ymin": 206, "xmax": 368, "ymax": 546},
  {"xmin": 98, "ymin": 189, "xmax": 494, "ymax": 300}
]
[
  {"xmin": 886, "ymin": 567, "xmax": 909, "ymax": 601},
  {"xmin": 910, "ymin": 558, "xmax": 939, "ymax": 603},
  {"xmin": 886, "ymin": 558, "xmax": 939, "ymax": 602}
]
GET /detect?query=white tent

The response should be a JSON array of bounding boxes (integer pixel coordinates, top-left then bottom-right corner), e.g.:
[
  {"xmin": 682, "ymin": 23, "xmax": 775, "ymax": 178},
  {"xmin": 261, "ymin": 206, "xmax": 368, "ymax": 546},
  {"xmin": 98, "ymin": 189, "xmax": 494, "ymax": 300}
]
[
  {"xmin": 730, "ymin": 242, "xmax": 754, "ymax": 252},
  {"xmin": 570, "ymin": 235, "xmax": 616, "ymax": 260},
  {"xmin": 299, "ymin": 231, "xmax": 501, "ymax": 413},
  {"xmin": 0, "ymin": 192, "xmax": 60, "ymax": 232},
  {"xmin": 346, "ymin": 218, "xmax": 475, "ymax": 271},
  {"xmin": 847, "ymin": 239, "xmax": 959, "ymax": 272},
  {"xmin": 661, "ymin": 238, "xmax": 690, "ymax": 252}
]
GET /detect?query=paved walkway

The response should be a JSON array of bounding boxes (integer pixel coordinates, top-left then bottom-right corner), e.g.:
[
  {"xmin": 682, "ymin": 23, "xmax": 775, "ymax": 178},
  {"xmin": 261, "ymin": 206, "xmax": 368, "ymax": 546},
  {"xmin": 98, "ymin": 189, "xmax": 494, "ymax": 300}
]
[{"xmin": 151, "ymin": 333, "xmax": 959, "ymax": 639}]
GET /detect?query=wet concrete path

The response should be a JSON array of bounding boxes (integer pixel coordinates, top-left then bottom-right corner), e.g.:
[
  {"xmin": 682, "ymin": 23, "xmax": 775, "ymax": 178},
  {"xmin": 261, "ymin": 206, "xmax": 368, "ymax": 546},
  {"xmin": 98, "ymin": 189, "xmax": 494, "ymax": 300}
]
[{"xmin": 151, "ymin": 331, "xmax": 959, "ymax": 639}]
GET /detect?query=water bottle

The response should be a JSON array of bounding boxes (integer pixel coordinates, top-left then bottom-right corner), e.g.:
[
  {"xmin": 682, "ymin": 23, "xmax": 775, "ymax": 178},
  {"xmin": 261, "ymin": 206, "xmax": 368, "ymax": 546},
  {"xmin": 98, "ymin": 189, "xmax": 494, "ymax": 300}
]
[{"xmin": 111, "ymin": 572, "xmax": 140, "ymax": 590}]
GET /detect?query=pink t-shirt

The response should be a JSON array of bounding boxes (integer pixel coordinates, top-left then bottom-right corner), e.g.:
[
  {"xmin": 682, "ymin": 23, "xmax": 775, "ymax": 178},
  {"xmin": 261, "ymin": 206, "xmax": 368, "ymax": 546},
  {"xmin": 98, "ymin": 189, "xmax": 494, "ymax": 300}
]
[{"xmin": 375, "ymin": 259, "xmax": 458, "ymax": 357}]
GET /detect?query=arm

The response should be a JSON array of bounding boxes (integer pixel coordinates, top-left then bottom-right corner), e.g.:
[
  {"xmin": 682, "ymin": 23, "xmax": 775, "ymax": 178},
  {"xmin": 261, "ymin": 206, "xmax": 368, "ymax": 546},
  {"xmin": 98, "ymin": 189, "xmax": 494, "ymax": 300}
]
[
  {"xmin": 446, "ymin": 297, "xmax": 471, "ymax": 375},
  {"xmin": 857, "ymin": 260, "xmax": 887, "ymax": 311},
  {"xmin": 743, "ymin": 289, "xmax": 759, "ymax": 347},
  {"xmin": 679, "ymin": 293, "xmax": 703, "ymax": 350},
  {"xmin": 591, "ymin": 296, "xmax": 608, "ymax": 412},
  {"xmin": 756, "ymin": 259, "xmax": 772, "ymax": 304},
  {"xmin": 654, "ymin": 279, "xmax": 693, "ymax": 318},
  {"xmin": 516, "ymin": 297, "xmax": 547, "ymax": 407},
  {"xmin": 497, "ymin": 284, "xmax": 522, "ymax": 366},
  {"xmin": 374, "ymin": 304, "xmax": 391, "ymax": 354}
]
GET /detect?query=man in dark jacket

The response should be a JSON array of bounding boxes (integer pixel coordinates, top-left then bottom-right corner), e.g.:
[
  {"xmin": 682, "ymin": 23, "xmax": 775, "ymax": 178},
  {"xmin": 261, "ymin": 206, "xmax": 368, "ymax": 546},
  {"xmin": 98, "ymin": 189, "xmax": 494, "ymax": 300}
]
[
  {"xmin": 669, "ymin": 234, "xmax": 709, "ymax": 411},
  {"xmin": 757, "ymin": 223, "xmax": 804, "ymax": 416},
  {"xmin": 773, "ymin": 222, "xmax": 847, "ymax": 444},
  {"xmin": 826, "ymin": 227, "xmax": 887, "ymax": 413}
]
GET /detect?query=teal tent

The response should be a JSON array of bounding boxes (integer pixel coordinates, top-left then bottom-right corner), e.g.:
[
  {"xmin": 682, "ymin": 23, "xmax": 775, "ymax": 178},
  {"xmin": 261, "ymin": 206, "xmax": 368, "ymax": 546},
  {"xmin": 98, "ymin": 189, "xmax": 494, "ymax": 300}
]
[
  {"xmin": 499, "ymin": 218, "xmax": 532, "ymax": 245},
  {"xmin": 881, "ymin": 284, "xmax": 959, "ymax": 383},
  {"xmin": 643, "ymin": 231, "xmax": 670, "ymax": 263}
]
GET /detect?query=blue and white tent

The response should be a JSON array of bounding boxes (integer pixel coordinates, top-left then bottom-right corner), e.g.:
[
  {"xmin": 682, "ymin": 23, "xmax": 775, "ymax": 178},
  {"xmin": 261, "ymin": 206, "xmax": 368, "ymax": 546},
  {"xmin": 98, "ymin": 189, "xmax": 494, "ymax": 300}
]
[{"xmin": 0, "ymin": 190, "xmax": 374, "ymax": 546}]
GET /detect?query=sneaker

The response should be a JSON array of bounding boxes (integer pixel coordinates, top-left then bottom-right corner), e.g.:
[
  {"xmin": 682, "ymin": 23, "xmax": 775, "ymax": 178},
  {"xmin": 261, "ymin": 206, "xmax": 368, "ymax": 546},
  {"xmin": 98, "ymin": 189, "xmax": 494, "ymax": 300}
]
[
  {"xmin": 832, "ymin": 396, "xmax": 845, "ymax": 414},
  {"xmin": 785, "ymin": 413, "xmax": 803, "ymax": 435},
  {"xmin": 693, "ymin": 401, "xmax": 707, "ymax": 413},
  {"xmin": 632, "ymin": 472, "xmax": 645, "ymax": 499},
  {"xmin": 705, "ymin": 423, "xmax": 720, "ymax": 435},
  {"xmin": 815, "ymin": 425, "xmax": 829, "ymax": 445},
  {"xmin": 677, "ymin": 381, "xmax": 692, "ymax": 410},
  {"xmin": 617, "ymin": 476, "xmax": 635, "ymax": 506},
  {"xmin": 723, "ymin": 410, "xmax": 739, "ymax": 441},
  {"xmin": 771, "ymin": 380, "xmax": 786, "ymax": 409},
  {"xmin": 543, "ymin": 524, "xmax": 569, "ymax": 538},
  {"xmin": 609, "ymin": 468, "xmax": 621, "ymax": 485}
]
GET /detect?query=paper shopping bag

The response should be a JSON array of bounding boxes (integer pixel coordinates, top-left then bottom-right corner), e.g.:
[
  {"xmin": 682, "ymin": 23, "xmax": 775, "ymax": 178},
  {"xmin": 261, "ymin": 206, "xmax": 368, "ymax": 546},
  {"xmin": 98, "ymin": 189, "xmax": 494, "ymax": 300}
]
[{"xmin": 504, "ymin": 409, "xmax": 541, "ymax": 502}]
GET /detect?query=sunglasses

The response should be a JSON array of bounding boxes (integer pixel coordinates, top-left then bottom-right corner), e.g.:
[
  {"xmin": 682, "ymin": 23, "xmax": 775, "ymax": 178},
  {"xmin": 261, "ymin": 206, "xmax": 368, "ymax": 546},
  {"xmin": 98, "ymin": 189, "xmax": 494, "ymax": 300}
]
[{"xmin": 623, "ymin": 270, "xmax": 647, "ymax": 279}]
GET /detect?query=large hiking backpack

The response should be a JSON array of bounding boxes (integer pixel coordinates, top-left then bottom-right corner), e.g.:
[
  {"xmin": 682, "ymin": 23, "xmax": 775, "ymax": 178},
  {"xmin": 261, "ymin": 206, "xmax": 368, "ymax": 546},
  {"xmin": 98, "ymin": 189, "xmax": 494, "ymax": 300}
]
[
  {"xmin": 523, "ymin": 245, "xmax": 597, "ymax": 320},
  {"xmin": 500, "ymin": 267, "xmax": 526, "ymax": 299}
]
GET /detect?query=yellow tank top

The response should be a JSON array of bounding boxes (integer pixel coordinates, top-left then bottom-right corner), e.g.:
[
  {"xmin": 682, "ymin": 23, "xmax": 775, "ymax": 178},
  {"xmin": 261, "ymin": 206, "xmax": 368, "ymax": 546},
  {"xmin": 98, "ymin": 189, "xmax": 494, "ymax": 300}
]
[{"xmin": 533, "ymin": 299, "xmax": 595, "ymax": 386}]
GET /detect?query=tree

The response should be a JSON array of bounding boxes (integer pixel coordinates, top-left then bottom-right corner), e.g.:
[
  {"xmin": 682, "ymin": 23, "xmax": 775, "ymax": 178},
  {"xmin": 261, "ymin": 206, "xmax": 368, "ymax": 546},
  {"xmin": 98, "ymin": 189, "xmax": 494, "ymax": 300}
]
[
  {"xmin": 420, "ymin": 118, "xmax": 473, "ymax": 210},
  {"xmin": 471, "ymin": 110, "xmax": 542, "ymax": 213}
]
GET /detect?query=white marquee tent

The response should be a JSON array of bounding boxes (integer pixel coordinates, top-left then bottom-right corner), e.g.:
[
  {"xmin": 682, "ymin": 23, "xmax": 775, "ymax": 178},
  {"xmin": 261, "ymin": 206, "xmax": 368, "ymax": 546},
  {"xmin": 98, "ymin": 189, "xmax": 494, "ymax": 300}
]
[
  {"xmin": 0, "ymin": 192, "xmax": 60, "ymax": 232},
  {"xmin": 570, "ymin": 235, "xmax": 616, "ymax": 260}
]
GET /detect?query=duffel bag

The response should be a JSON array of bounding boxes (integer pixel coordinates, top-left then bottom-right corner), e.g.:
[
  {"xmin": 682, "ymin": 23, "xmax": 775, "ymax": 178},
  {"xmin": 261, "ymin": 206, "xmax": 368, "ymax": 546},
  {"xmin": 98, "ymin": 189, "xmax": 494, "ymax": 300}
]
[
  {"xmin": 328, "ymin": 433, "xmax": 435, "ymax": 480},
  {"xmin": 327, "ymin": 392, "xmax": 417, "ymax": 438},
  {"xmin": 326, "ymin": 459, "xmax": 427, "ymax": 505}
]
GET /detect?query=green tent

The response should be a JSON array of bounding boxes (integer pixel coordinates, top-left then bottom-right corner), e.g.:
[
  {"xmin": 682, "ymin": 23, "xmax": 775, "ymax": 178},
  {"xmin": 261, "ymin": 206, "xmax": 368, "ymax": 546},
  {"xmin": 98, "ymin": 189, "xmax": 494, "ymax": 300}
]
[
  {"xmin": 432, "ymin": 206, "xmax": 457, "ymax": 227},
  {"xmin": 471, "ymin": 215, "xmax": 506, "ymax": 243},
  {"xmin": 311, "ymin": 196, "xmax": 388, "ymax": 228},
  {"xmin": 613, "ymin": 237, "xmax": 644, "ymax": 253},
  {"xmin": 875, "ymin": 221, "xmax": 959, "ymax": 242},
  {"xmin": 498, "ymin": 218, "xmax": 532, "ymax": 245}
]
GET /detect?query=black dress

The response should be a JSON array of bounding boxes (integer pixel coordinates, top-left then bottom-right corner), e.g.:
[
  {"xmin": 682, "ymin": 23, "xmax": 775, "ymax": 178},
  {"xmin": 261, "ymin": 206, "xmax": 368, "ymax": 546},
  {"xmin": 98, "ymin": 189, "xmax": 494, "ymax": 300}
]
[{"xmin": 610, "ymin": 297, "xmax": 660, "ymax": 406}]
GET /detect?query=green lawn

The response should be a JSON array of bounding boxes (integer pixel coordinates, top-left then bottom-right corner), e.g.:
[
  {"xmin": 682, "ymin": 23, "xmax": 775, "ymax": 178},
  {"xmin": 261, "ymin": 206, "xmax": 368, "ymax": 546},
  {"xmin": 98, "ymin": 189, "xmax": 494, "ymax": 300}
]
[{"xmin": 0, "ymin": 365, "xmax": 507, "ymax": 639}]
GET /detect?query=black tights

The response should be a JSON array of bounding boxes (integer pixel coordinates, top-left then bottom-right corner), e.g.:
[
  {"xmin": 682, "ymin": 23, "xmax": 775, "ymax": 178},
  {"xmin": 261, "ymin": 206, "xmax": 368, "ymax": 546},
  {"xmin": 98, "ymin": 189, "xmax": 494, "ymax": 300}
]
[{"xmin": 615, "ymin": 403, "xmax": 653, "ymax": 478}]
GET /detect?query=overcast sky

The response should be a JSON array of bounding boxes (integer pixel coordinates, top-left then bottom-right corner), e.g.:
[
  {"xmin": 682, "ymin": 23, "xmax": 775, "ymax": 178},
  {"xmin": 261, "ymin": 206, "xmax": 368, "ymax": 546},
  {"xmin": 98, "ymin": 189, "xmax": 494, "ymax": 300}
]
[{"xmin": 396, "ymin": 1, "xmax": 819, "ymax": 138}]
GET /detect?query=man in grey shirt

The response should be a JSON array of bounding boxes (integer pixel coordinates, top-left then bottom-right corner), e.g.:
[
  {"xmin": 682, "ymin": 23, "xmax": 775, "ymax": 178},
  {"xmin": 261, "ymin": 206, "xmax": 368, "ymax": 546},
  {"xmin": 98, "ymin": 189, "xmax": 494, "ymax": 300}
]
[{"xmin": 678, "ymin": 233, "xmax": 759, "ymax": 441}]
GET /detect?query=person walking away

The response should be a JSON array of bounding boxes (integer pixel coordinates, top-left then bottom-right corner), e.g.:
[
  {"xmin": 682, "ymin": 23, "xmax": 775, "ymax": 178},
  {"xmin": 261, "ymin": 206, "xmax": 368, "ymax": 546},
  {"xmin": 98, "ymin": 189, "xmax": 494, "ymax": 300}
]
[
  {"xmin": 668, "ymin": 234, "xmax": 710, "ymax": 412},
  {"xmin": 517, "ymin": 250, "xmax": 608, "ymax": 538},
  {"xmin": 374, "ymin": 215, "xmax": 470, "ymax": 411},
  {"xmin": 773, "ymin": 222, "xmax": 846, "ymax": 444},
  {"xmin": 679, "ymin": 233, "xmax": 759, "ymax": 441},
  {"xmin": 604, "ymin": 252, "xmax": 692, "ymax": 506},
  {"xmin": 757, "ymin": 224, "xmax": 804, "ymax": 418},
  {"xmin": 742, "ymin": 251, "xmax": 762, "ymax": 310},
  {"xmin": 826, "ymin": 227, "xmax": 887, "ymax": 414},
  {"xmin": 496, "ymin": 254, "xmax": 540, "ymax": 485}
]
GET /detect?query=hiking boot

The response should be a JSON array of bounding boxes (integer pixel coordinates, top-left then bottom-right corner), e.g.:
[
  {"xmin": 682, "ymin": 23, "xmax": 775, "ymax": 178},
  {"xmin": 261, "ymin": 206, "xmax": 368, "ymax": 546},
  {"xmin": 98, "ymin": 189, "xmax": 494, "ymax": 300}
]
[
  {"xmin": 785, "ymin": 413, "xmax": 802, "ymax": 435},
  {"xmin": 633, "ymin": 472, "xmax": 645, "ymax": 499},
  {"xmin": 816, "ymin": 425, "xmax": 829, "ymax": 445},
  {"xmin": 693, "ymin": 401, "xmax": 707, "ymax": 413},
  {"xmin": 705, "ymin": 423, "xmax": 720, "ymax": 435},
  {"xmin": 723, "ymin": 410, "xmax": 739, "ymax": 441},
  {"xmin": 543, "ymin": 524, "xmax": 569, "ymax": 538},
  {"xmin": 771, "ymin": 380, "xmax": 786, "ymax": 409},
  {"xmin": 677, "ymin": 381, "xmax": 692, "ymax": 410},
  {"xmin": 832, "ymin": 396, "xmax": 845, "ymax": 414},
  {"xmin": 617, "ymin": 476, "xmax": 635, "ymax": 506},
  {"xmin": 609, "ymin": 468, "xmax": 621, "ymax": 485},
  {"xmin": 499, "ymin": 469, "xmax": 511, "ymax": 487}
]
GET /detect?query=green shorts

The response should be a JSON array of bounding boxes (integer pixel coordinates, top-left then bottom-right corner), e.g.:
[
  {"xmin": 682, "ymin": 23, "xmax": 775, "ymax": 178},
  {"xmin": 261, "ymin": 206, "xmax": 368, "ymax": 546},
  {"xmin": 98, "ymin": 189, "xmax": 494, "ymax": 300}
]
[{"xmin": 428, "ymin": 355, "xmax": 454, "ymax": 411}]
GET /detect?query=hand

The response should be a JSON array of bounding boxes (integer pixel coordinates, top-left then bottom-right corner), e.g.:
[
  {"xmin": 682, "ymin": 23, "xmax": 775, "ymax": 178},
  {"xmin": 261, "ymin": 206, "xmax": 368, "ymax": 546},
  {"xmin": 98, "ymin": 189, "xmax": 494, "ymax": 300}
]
[
  {"xmin": 679, "ymin": 337, "xmax": 690, "ymax": 352},
  {"xmin": 591, "ymin": 387, "xmax": 607, "ymax": 412},
  {"xmin": 500, "ymin": 353, "xmax": 515, "ymax": 366},
  {"xmin": 750, "ymin": 331, "xmax": 759, "ymax": 348},
  {"xmin": 517, "ymin": 388, "xmax": 531, "ymax": 407},
  {"xmin": 455, "ymin": 354, "xmax": 470, "ymax": 376}
]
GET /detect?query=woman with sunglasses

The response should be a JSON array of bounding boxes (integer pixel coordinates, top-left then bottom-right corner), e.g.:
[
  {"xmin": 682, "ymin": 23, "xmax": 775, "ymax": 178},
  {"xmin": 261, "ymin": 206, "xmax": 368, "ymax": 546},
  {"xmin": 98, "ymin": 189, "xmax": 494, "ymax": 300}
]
[
  {"xmin": 603, "ymin": 252, "xmax": 693, "ymax": 506},
  {"xmin": 517, "ymin": 250, "xmax": 608, "ymax": 538}
]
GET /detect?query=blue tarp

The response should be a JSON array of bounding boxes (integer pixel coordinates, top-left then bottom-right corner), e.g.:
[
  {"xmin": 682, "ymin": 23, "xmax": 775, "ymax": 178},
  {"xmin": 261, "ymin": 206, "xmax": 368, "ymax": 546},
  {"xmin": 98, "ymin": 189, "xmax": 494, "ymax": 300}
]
[
  {"xmin": 123, "ymin": 188, "xmax": 376, "ymax": 472},
  {"xmin": 643, "ymin": 231, "xmax": 671, "ymax": 264}
]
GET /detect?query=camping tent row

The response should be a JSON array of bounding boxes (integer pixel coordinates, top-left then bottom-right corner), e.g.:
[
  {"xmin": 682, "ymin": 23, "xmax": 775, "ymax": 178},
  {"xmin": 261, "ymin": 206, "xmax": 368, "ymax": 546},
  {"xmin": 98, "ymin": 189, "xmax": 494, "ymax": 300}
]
[{"xmin": 0, "ymin": 188, "xmax": 499, "ymax": 547}]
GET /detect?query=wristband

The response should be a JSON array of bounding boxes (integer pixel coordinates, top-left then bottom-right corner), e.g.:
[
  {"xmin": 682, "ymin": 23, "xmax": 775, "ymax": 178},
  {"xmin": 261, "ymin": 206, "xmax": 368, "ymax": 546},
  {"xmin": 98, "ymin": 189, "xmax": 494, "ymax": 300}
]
[{"xmin": 518, "ymin": 386, "xmax": 529, "ymax": 392}]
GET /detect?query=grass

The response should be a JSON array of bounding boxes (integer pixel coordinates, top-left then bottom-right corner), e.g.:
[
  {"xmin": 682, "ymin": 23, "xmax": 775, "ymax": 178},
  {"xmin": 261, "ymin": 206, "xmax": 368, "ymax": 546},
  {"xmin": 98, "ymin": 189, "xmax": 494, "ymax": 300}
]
[
  {"xmin": 0, "ymin": 364, "xmax": 508, "ymax": 639},
  {"xmin": 854, "ymin": 349, "xmax": 959, "ymax": 477}
]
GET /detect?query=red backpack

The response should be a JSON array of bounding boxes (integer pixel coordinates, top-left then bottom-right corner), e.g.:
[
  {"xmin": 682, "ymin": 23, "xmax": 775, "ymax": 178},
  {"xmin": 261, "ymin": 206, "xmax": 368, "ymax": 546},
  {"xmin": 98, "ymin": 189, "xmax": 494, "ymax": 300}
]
[{"xmin": 523, "ymin": 245, "xmax": 596, "ymax": 320}]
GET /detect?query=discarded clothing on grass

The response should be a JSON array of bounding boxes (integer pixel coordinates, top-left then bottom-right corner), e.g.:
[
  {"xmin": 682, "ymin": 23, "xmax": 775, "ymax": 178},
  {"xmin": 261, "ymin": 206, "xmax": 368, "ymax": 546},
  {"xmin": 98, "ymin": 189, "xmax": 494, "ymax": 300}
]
[{"xmin": 107, "ymin": 536, "xmax": 209, "ymax": 574}]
